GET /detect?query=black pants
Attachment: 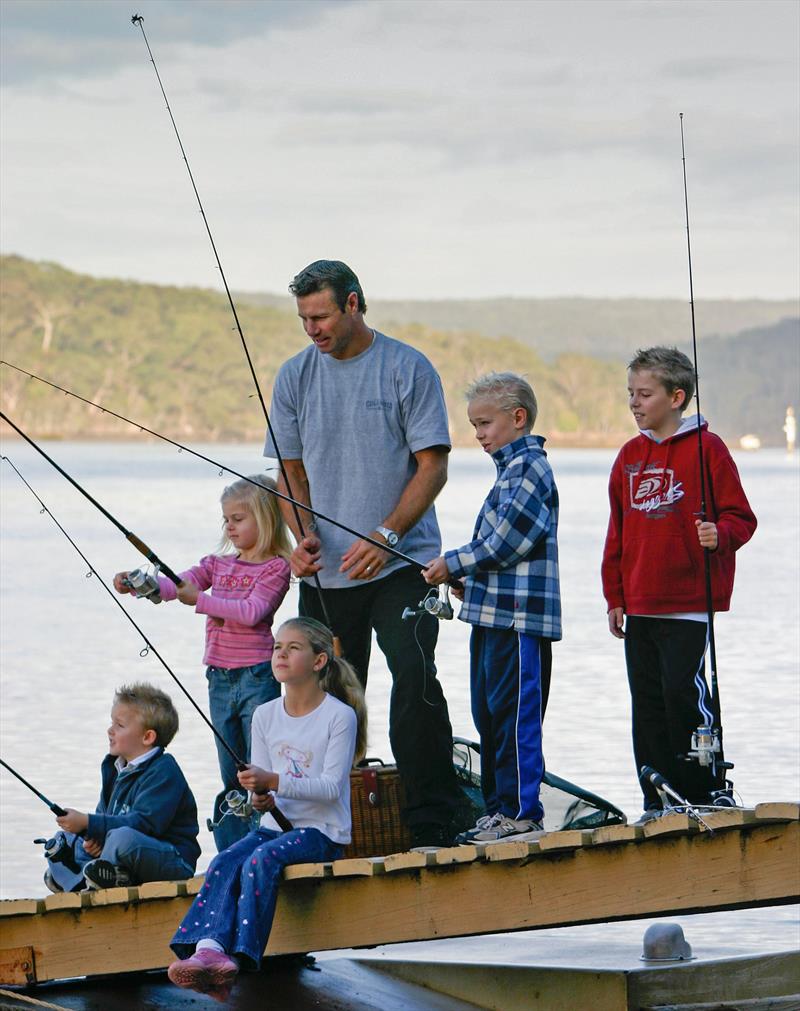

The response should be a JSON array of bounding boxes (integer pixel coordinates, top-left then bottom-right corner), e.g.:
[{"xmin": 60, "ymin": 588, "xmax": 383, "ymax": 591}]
[
  {"xmin": 300, "ymin": 566, "xmax": 464, "ymax": 828},
  {"xmin": 625, "ymin": 616, "xmax": 717, "ymax": 808}
]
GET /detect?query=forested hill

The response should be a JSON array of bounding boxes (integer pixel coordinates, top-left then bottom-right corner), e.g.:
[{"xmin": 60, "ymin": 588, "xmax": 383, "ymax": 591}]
[
  {"xmin": 237, "ymin": 290, "xmax": 798, "ymax": 360},
  {"xmin": 0, "ymin": 255, "xmax": 796, "ymax": 446}
]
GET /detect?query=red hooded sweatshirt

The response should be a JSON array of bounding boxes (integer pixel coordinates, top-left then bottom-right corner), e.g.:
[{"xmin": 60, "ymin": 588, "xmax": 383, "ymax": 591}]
[{"xmin": 602, "ymin": 415, "xmax": 757, "ymax": 615}]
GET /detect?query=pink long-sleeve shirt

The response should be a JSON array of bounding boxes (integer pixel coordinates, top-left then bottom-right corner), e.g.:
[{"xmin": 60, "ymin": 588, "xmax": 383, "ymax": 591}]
[{"xmin": 158, "ymin": 554, "xmax": 291, "ymax": 668}]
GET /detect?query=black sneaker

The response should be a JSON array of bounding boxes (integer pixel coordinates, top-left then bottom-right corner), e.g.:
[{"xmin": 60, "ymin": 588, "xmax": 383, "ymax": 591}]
[
  {"xmin": 409, "ymin": 823, "xmax": 454, "ymax": 851},
  {"xmin": 82, "ymin": 859, "xmax": 131, "ymax": 890}
]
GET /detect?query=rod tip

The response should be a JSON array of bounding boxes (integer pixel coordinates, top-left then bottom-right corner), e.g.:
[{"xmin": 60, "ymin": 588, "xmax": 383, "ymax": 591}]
[{"xmin": 131, "ymin": 13, "xmax": 143, "ymax": 25}]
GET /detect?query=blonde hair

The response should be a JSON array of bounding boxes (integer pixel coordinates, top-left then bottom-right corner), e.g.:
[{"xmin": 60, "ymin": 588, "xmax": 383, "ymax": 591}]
[
  {"xmin": 114, "ymin": 682, "xmax": 179, "ymax": 747},
  {"xmin": 279, "ymin": 618, "xmax": 368, "ymax": 764},
  {"xmin": 466, "ymin": 372, "xmax": 538, "ymax": 430},
  {"xmin": 218, "ymin": 474, "xmax": 291, "ymax": 560}
]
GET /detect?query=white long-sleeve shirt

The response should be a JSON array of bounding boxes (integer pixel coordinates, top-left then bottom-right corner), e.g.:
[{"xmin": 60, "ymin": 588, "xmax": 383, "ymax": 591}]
[{"xmin": 250, "ymin": 693, "xmax": 356, "ymax": 844}]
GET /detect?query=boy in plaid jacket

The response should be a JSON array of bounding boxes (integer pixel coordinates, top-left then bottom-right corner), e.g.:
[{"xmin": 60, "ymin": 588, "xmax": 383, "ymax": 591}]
[{"xmin": 424, "ymin": 373, "xmax": 561, "ymax": 842}]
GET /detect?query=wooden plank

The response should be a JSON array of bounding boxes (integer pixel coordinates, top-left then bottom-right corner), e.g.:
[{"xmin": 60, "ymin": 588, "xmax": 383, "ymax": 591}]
[
  {"xmin": 754, "ymin": 802, "xmax": 799, "ymax": 822},
  {"xmin": 0, "ymin": 900, "xmax": 41, "ymax": 918},
  {"xmin": 283, "ymin": 862, "xmax": 332, "ymax": 880},
  {"xmin": 185, "ymin": 876, "xmax": 203, "ymax": 895},
  {"xmin": 432, "ymin": 846, "xmax": 482, "ymax": 867},
  {"xmin": 590, "ymin": 823, "xmax": 643, "ymax": 846},
  {"xmin": 137, "ymin": 881, "xmax": 182, "ymax": 901},
  {"xmin": 536, "ymin": 829, "xmax": 590, "ymax": 852},
  {"xmin": 1, "ymin": 820, "xmax": 797, "ymax": 984},
  {"xmin": 383, "ymin": 851, "xmax": 432, "ymax": 873},
  {"xmin": 84, "ymin": 886, "xmax": 136, "ymax": 908},
  {"xmin": 642, "ymin": 813, "xmax": 696, "ymax": 839},
  {"xmin": 484, "ymin": 840, "xmax": 540, "ymax": 862},
  {"xmin": 42, "ymin": 893, "xmax": 84, "ymax": 912},
  {"xmin": 331, "ymin": 857, "xmax": 386, "ymax": 878},
  {"xmin": 700, "ymin": 808, "xmax": 758, "ymax": 831},
  {"xmin": 0, "ymin": 946, "xmax": 36, "ymax": 987}
]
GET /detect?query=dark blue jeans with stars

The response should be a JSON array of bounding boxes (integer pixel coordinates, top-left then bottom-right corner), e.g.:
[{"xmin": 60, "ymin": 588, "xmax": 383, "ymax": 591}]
[{"xmin": 170, "ymin": 826, "xmax": 341, "ymax": 970}]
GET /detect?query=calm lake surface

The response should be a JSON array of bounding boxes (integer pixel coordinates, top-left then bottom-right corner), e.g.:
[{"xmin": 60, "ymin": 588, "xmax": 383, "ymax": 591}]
[{"xmin": 1, "ymin": 442, "xmax": 797, "ymax": 955}]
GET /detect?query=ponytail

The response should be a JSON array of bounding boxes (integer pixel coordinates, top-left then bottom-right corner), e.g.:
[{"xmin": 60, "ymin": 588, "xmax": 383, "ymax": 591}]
[{"xmin": 282, "ymin": 617, "xmax": 368, "ymax": 764}]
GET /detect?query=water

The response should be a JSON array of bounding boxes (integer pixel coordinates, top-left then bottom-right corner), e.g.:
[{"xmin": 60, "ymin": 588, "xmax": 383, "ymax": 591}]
[{"xmin": 0, "ymin": 442, "xmax": 797, "ymax": 953}]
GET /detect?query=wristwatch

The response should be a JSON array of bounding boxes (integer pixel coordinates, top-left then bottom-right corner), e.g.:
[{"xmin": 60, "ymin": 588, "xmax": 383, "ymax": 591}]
[{"xmin": 375, "ymin": 526, "xmax": 399, "ymax": 547}]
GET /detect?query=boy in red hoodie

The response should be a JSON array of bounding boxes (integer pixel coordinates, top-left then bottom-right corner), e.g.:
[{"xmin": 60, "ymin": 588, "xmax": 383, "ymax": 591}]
[{"xmin": 602, "ymin": 347, "xmax": 756, "ymax": 819}]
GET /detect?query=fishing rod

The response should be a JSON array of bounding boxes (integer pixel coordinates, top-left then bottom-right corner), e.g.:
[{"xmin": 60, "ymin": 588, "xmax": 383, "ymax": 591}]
[
  {"xmin": 0, "ymin": 411, "xmax": 183, "ymax": 586},
  {"xmin": 679, "ymin": 113, "xmax": 730, "ymax": 796},
  {"xmin": 129, "ymin": 13, "xmax": 338, "ymax": 643},
  {"xmin": 1, "ymin": 455, "xmax": 293, "ymax": 832},
  {"xmin": 0, "ymin": 364, "xmax": 429, "ymax": 573},
  {"xmin": 0, "ymin": 758, "xmax": 67, "ymax": 817}
]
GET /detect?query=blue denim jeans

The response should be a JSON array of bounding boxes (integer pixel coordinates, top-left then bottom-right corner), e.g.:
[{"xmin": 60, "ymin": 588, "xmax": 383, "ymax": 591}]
[
  {"xmin": 47, "ymin": 827, "xmax": 194, "ymax": 892},
  {"xmin": 171, "ymin": 827, "xmax": 341, "ymax": 970},
  {"xmin": 206, "ymin": 660, "xmax": 281, "ymax": 851}
]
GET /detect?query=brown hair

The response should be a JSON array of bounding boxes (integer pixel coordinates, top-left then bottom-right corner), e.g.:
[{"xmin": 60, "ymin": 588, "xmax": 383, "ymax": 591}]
[{"xmin": 279, "ymin": 618, "xmax": 368, "ymax": 764}]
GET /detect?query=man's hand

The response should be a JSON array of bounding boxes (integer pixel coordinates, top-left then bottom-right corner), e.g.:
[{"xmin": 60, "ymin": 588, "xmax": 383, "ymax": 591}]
[
  {"xmin": 82, "ymin": 837, "xmax": 103, "ymax": 858},
  {"xmin": 113, "ymin": 571, "xmax": 133, "ymax": 594},
  {"xmin": 696, "ymin": 520, "xmax": 718, "ymax": 550},
  {"xmin": 607, "ymin": 607, "xmax": 625, "ymax": 639},
  {"xmin": 176, "ymin": 581, "xmax": 199, "ymax": 606},
  {"xmin": 56, "ymin": 808, "xmax": 89, "ymax": 834},
  {"xmin": 422, "ymin": 556, "xmax": 449, "ymax": 586},
  {"xmin": 290, "ymin": 534, "xmax": 323, "ymax": 578},
  {"xmin": 340, "ymin": 534, "xmax": 390, "ymax": 581}
]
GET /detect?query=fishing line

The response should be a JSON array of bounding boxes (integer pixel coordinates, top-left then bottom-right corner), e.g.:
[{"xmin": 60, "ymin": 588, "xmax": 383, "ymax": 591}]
[
  {"xmin": 679, "ymin": 113, "xmax": 727, "ymax": 791},
  {"xmin": 0, "ymin": 758, "xmax": 67, "ymax": 816},
  {"xmin": 130, "ymin": 12, "xmax": 337, "ymax": 642},
  {"xmin": 0, "ymin": 455, "xmax": 292, "ymax": 832},
  {"xmin": 0, "ymin": 364, "xmax": 427, "ymax": 572},
  {"xmin": 0, "ymin": 411, "xmax": 183, "ymax": 586}
]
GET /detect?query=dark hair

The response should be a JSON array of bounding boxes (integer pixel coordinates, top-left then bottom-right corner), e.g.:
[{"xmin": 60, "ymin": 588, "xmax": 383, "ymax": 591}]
[
  {"xmin": 628, "ymin": 346, "xmax": 695, "ymax": 411},
  {"xmin": 289, "ymin": 260, "xmax": 367, "ymax": 314},
  {"xmin": 278, "ymin": 617, "xmax": 368, "ymax": 763},
  {"xmin": 114, "ymin": 682, "xmax": 179, "ymax": 747}
]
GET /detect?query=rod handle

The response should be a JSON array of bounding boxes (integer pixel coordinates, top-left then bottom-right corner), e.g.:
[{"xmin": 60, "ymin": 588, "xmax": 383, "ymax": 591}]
[{"xmin": 125, "ymin": 533, "xmax": 182, "ymax": 585}]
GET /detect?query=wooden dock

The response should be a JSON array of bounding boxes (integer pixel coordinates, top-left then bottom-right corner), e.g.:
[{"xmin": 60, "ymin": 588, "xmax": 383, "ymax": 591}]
[{"xmin": 1, "ymin": 803, "xmax": 797, "ymax": 987}]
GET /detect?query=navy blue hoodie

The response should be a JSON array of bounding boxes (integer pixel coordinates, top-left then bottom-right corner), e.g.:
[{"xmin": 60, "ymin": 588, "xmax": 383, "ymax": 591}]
[{"xmin": 87, "ymin": 748, "xmax": 201, "ymax": 870}]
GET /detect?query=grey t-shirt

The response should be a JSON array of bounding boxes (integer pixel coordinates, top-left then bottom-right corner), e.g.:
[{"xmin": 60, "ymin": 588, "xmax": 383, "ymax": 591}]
[{"xmin": 264, "ymin": 330, "xmax": 450, "ymax": 589}]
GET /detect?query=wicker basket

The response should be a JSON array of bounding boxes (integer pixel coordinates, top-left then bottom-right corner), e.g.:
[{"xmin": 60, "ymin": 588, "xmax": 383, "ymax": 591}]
[{"xmin": 344, "ymin": 759, "xmax": 412, "ymax": 858}]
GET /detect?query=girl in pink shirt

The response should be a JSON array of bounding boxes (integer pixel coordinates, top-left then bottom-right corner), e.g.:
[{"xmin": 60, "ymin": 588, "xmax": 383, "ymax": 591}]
[{"xmin": 115, "ymin": 475, "xmax": 292, "ymax": 850}]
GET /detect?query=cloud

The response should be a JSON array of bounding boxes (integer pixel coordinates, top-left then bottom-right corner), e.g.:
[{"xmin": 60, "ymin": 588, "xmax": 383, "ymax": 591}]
[
  {"xmin": 0, "ymin": 0, "xmax": 352, "ymax": 86},
  {"xmin": 1, "ymin": 0, "xmax": 797, "ymax": 299}
]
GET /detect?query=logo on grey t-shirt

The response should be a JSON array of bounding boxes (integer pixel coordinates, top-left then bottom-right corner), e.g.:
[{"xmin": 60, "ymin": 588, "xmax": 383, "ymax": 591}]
[{"xmin": 366, "ymin": 399, "xmax": 393, "ymax": 411}]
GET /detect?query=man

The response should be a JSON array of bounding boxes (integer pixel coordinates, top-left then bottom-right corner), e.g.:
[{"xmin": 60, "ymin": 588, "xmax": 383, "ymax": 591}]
[{"xmin": 264, "ymin": 259, "xmax": 465, "ymax": 847}]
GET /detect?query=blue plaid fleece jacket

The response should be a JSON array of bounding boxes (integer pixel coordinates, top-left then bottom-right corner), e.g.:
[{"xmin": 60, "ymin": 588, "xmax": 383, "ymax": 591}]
[{"xmin": 444, "ymin": 435, "xmax": 561, "ymax": 639}]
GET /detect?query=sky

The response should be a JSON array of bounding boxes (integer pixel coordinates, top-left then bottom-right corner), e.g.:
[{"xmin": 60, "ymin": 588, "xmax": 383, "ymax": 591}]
[{"xmin": 1, "ymin": 0, "xmax": 798, "ymax": 300}]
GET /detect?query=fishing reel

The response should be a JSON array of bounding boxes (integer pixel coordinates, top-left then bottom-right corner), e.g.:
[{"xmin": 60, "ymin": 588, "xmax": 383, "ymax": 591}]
[
  {"xmin": 687, "ymin": 724, "xmax": 721, "ymax": 767},
  {"xmin": 402, "ymin": 586, "xmax": 454, "ymax": 622},
  {"xmin": 34, "ymin": 832, "xmax": 82, "ymax": 874},
  {"xmin": 206, "ymin": 790, "xmax": 255, "ymax": 833},
  {"xmin": 122, "ymin": 565, "xmax": 162, "ymax": 604}
]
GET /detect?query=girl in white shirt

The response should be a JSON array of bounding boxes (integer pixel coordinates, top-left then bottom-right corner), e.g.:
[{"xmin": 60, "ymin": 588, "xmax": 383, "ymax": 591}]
[{"xmin": 167, "ymin": 617, "xmax": 367, "ymax": 1001}]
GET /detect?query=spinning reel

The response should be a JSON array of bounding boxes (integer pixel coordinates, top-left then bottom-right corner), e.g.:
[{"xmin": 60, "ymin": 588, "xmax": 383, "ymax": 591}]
[
  {"xmin": 122, "ymin": 565, "xmax": 162, "ymax": 604},
  {"xmin": 402, "ymin": 586, "xmax": 454, "ymax": 622},
  {"xmin": 206, "ymin": 789, "xmax": 256, "ymax": 833}
]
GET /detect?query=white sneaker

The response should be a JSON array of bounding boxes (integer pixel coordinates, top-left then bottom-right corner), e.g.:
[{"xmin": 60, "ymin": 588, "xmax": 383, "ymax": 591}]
[
  {"xmin": 455, "ymin": 812, "xmax": 502, "ymax": 844},
  {"xmin": 472, "ymin": 816, "xmax": 543, "ymax": 842}
]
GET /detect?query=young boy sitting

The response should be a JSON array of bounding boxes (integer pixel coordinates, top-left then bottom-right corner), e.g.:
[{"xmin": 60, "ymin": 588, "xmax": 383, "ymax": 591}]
[
  {"xmin": 44, "ymin": 682, "xmax": 201, "ymax": 891},
  {"xmin": 424, "ymin": 372, "xmax": 560, "ymax": 842},
  {"xmin": 602, "ymin": 347, "xmax": 756, "ymax": 820}
]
